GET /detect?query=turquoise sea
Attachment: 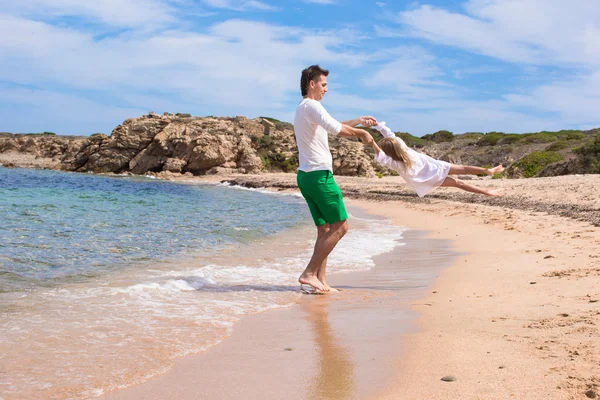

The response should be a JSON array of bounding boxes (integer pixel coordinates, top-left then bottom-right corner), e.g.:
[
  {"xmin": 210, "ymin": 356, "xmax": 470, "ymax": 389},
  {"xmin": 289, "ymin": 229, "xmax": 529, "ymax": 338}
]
[{"xmin": 0, "ymin": 168, "xmax": 406, "ymax": 399}]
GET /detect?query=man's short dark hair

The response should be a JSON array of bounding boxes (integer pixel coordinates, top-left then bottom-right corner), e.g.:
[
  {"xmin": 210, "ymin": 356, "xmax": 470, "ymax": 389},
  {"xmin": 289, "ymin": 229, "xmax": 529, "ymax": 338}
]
[{"xmin": 300, "ymin": 65, "xmax": 329, "ymax": 96}]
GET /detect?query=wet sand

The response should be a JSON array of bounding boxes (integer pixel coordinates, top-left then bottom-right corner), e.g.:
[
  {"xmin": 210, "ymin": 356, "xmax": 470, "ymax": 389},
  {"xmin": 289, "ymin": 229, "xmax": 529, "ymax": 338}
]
[
  {"xmin": 102, "ymin": 173, "xmax": 599, "ymax": 399},
  {"xmin": 102, "ymin": 224, "xmax": 455, "ymax": 399}
]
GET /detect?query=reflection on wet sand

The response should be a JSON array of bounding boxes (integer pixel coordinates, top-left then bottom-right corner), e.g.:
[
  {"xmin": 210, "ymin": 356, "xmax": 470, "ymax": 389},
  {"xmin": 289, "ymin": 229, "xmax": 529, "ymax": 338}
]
[{"xmin": 304, "ymin": 297, "xmax": 356, "ymax": 400}]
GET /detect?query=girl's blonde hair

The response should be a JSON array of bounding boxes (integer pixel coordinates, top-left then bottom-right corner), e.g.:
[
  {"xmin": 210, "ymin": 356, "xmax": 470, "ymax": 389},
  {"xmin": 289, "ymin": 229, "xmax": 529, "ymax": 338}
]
[{"xmin": 378, "ymin": 138, "xmax": 413, "ymax": 170}]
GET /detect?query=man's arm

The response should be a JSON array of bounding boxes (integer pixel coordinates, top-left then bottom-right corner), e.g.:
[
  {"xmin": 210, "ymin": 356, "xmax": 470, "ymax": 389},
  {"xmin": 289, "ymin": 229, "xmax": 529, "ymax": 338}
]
[
  {"xmin": 341, "ymin": 116, "xmax": 377, "ymax": 127},
  {"xmin": 338, "ymin": 124, "xmax": 373, "ymax": 144}
]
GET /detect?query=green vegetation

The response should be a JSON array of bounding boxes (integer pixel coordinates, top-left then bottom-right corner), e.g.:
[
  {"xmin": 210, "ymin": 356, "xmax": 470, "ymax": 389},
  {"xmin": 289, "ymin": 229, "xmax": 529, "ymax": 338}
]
[
  {"xmin": 475, "ymin": 129, "xmax": 587, "ymax": 147},
  {"xmin": 258, "ymin": 135, "xmax": 273, "ymax": 148},
  {"xmin": 260, "ymin": 155, "xmax": 270, "ymax": 169},
  {"xmin": 457, "ymin": 132, "xmax": 484, "ymax": 140},
  {"xmin": 522, "ymin": 130, "xmax": 585, "ymax": 144},
  {"xmin": 544, "ymin": 140, "xmax": 570, "ymax": 152},
  {"xmin": 477, "ymin": 132, "xmax": 507, "ymax": 146},
  {"xmin": 376, "ymin": 171, "xmax": 385, "ymax": 179},
  {"xmin": 478, "ymin": 164, "xmax": 493, "ymax": 177},
  {"xmin": 574, "ymin": 134, "xmax": 600, "ymax": 174},
  {"xmin": 262, "ymin": 152, "xmax": 298, "ymax": 172},
  {"xmin": 396, "ymin": 132, "xmax": 427, "ymax": 148},
  {"xmin": 512, "ymin": 151, "xmax": 564, "ymax": 178},
  {"xmin": 24, "ymin": 132, "xmax": 57, "ymax": 136},
  {"xmin": 497, "ymin": 134, "xmax": 523, "ymax": 145},
  {"xmin": 422, "ymin": 130, "xmax": 454, "ymax": 143}
]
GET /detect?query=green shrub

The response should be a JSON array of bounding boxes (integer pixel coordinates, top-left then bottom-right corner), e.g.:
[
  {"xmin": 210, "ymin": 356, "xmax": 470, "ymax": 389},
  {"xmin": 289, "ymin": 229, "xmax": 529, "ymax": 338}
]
[
  {"xmin": 574, "ymin": 134, "xmax": 600, "ymax": 174},
  {"xmin": 497, "ymin": 134, "xmax": 523, "ymax": 145},
  {"xmin": 513, "ymin": 151, "xmax": 564, "ymax": 178},
  {"xmin": 457, "ymin": 132, "xmax": 484, "ymax": 140},
  {"xmin": 397, "ymin": 132, "xmax": 427, "ymax": 148},
  {"xmin": 491, "ymin": 172, "xmax": 506, "ymax": 179},
  {"xmin": 477, "ymin": 132, "xmax": 505, "ymax": 146},
  {"xmin": 260, "ymin": 155, "xmax": 270, "ymax": 170},
  {"xmin": 376, "ymin": 171, "xmax": 385, "ymax": 179},
  {"xmin": 560, "ymin": 131, "xmax": 585, "ymax": 141},
  {"xmin": 422, "ymin": 130, "xmax": 454, "ymax": 143},
  {"xmin": 520, "ymin": 130, "xmax": 585, "ymax": 144},
  {"xmin": 520, "ymin": 132, "xmax": 558, "ymax": 144},
  {"xmin": 278, "ymin": 154, "xmax": 298, "ymax": 172},
  {"xmin": 258, "ymin": 135, "xmax": 273, "ymax": 148},
  {"xmin": 545, "ymin": 140, "xmax": 569, "ymax": 152}
]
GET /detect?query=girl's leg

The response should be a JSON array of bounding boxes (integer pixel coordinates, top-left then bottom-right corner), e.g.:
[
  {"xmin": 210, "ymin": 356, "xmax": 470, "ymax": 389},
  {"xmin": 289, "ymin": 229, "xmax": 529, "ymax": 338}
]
[
  {"xmin": 441, "ymin": 176, "xmax": 502, "ymax": 197},
  {"xmin": 449, "ymin": 164, "xmax": 504, "ymax": 176}
]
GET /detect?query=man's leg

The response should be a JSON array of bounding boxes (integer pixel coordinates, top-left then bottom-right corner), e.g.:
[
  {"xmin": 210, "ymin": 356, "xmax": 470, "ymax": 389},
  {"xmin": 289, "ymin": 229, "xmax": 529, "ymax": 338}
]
[
  {"xmin": 299, "ymin": 220, "xmax": 348, "ymax": 291},
  {"xmin": 315, "ymin": 223, "xmax": 336, "ymax": 292}
]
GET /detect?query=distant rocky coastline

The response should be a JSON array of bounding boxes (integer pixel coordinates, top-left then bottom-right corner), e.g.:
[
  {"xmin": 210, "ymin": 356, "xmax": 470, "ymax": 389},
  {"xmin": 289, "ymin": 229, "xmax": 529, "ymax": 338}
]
[{"xmin": 1, "ymin": 112, "xmax": 598, "ymax": 178}]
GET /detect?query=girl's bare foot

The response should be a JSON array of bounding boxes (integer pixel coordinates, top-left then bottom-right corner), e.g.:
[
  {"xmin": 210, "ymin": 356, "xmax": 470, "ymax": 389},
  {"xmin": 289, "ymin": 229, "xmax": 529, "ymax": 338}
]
[
  {"xmin": 485, "ymin": 189, "xmax": 503, "ymax": 197},
  {"xmin": 487, "ymin": 165, "xmax": 505, "ymax": 175}
]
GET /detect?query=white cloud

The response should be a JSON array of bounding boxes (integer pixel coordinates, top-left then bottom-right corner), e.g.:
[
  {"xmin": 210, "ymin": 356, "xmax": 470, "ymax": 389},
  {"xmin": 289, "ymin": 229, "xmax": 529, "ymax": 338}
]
[
  {"xmin": 201, "ymin": 0, "xmax": 277, "ymax": 11},
  {"xmin": 0, "ymin": 87, "xmax": 145, "ymax": 134},
  {"xmin": 0, "ymin": 14, "xmax": 368, "ymax": 131},
  {"xmin": 0, "ymin": 0, "xmax": 177, "ymax": 28},
  {"xmin": 504, "ymin": 70, "xmax": 600, "ymax": 123},
  {"xmin": 301, "ymin": 0, "xmax": 336, "ymax": 4},
  {"xmin": 397, "ymin": 0, "xmax": 600, "ymax": 67}
]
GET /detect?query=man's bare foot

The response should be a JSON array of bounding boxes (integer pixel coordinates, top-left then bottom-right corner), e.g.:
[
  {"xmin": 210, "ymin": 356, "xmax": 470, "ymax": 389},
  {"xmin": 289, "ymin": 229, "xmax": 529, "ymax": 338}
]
[
  {"xmin": 299, "ymin": 275, "xmax": 327, "ymax": 292},
  {"xmin": 321, "ymin": 282, "xmax": 341, "ymax": 292},
  {"xmin": 485, "ymin": 189, "xmax": 502, "ymax": 197},
  {"xmin": 487, "ymin": 165, "xmax": 505, "ymax": 175}
]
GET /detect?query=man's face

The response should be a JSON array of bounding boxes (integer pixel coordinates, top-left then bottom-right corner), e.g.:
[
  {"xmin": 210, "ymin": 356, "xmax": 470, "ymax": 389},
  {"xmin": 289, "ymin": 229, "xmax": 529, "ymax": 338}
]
[{"xmin": 310, "ymin": 74, "xmax": 328, "ymax": 100}]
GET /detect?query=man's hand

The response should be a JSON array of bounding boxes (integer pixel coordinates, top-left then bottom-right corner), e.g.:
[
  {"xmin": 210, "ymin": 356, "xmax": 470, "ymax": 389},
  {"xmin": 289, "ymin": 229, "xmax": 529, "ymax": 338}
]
[
  {"xmin": 360, "ymin": 131, "xmax": 374, "ymax": 144},
  {"xmin": 360, "ymin": 116, "xmax": 377, "ymax": 127}
]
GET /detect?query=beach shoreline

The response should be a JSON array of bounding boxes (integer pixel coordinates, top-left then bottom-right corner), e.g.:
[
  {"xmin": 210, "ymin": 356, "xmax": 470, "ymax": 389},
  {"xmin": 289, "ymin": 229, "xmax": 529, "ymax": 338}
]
[
  {"xmin": 102, "ymin": 172, "xmax": 599, "ymax": 400},
  {"xmin": 101, "ymin": 208, "xmax": 457, "ymax": 400}
]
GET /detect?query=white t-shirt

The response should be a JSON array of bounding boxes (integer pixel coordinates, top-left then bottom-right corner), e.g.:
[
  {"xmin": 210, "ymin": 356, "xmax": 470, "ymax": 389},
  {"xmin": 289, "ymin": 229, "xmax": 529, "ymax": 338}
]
[
  {"xmin": 373, "ymin": 122, "xmax": 451, "ymax": 197},
  {"xmin": 294, "ymin": 98, "xmax": 342, "ymax": 172}
]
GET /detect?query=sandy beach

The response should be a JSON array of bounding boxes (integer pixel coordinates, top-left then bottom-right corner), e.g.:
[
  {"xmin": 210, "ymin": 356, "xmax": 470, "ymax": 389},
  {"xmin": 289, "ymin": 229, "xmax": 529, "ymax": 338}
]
[{"xmin": 98, "ymin": 173, "xmax": 600, "ymax": 400}]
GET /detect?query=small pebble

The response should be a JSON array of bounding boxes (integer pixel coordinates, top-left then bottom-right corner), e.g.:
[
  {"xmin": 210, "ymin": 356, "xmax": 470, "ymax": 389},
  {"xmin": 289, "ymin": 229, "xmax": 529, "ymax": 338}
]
[
  {"xmin": 585, "ymin": 389, "xmax": 596, "ymax": 399},
  {"xmin": 544, "ymin": 255, "xmax": 554, "ymax": 259},
  {"xmin": 284, "ymin": 348, "xmax": 294, "ymax": 351},
  {"xmin": 441, "ymin": 376, "xmax": 456, "ymax": 382},
  {"xmin": 530, "ymin": 281, "xmax": 537, "ymax": 285}
]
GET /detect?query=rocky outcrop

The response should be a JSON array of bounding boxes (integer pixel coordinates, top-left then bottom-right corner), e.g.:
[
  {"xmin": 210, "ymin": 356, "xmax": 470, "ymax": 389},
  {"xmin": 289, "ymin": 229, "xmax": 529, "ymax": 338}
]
[
  {"xmin": 0, "ymin": 133, "xmax": 88, "ymax": 169},
  {"xmin": 0, "ymin": 114, "xmax": 380, "ymax": 177},
  {"xmin": 1, "ymin": 114, "xmax": 597, "ymax": 178}
]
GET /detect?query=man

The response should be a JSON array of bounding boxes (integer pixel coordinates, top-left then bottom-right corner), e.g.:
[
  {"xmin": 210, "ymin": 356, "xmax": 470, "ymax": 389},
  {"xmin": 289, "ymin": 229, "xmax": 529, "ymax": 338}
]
[{"xmin": 294, "ymin": 64, "xmax": 376, "ymax": 292}]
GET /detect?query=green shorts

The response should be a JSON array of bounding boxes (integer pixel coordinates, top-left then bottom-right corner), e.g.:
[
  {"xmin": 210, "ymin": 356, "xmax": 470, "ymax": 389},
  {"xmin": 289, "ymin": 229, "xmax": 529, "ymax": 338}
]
[{"xmin": 297, "ymin": 170, "xmax": 348, "ymax": 226}]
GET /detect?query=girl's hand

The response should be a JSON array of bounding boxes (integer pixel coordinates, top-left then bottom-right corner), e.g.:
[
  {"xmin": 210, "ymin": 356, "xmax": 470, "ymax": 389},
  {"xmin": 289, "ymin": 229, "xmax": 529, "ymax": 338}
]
[{"xmin": 360, "ymin": 116, "xmax": 377, "ymax": 127}]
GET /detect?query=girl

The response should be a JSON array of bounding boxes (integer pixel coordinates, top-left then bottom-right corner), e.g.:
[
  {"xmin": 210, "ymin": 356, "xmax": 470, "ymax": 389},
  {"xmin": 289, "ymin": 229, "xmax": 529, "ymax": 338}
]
[{"xmin": 371, "ymin": 121, "xmax": 504, "ymax": 197}]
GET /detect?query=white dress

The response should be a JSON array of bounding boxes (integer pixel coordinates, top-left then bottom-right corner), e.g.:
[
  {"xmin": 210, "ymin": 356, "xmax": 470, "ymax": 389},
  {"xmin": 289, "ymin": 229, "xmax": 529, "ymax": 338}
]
[{"xmin": 374, "ymin": 122, "xmax": 451, "ymax": 197}]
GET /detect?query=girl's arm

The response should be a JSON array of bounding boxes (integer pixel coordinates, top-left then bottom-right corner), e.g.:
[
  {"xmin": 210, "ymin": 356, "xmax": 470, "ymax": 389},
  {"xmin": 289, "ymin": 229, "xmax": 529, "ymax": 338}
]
[
  {"xmin": 371, "ymin": 139, "xmax": 382, "ymax": 154},
  {"xmin": 375, "ymin": 121, "xmax": 396, "ymax": 139}
]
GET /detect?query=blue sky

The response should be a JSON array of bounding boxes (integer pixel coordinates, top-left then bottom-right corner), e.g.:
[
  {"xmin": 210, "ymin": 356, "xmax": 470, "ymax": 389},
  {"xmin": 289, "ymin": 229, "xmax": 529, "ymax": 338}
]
[{"xmin": 1, "ymin": 0, "xmax": 599, "ymax": 136}]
